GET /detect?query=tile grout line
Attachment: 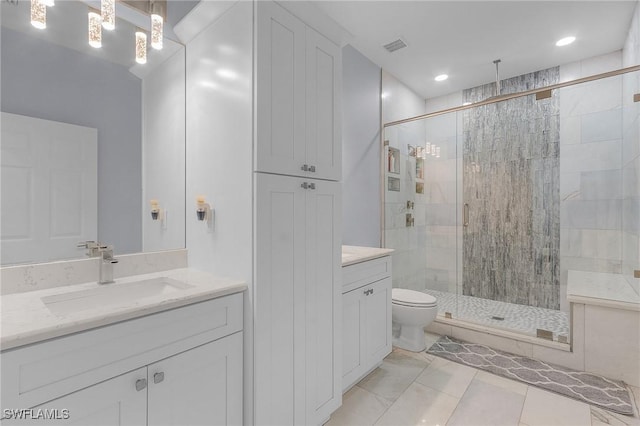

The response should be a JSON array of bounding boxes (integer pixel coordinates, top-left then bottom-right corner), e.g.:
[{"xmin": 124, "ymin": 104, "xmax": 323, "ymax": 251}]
[{"xmin": 518, "ymin": 385, "xmax": 531, "ymax": 425}]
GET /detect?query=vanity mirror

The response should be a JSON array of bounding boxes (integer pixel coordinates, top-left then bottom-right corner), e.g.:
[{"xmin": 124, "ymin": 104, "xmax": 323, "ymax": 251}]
[{"xmin": 1, "ymin": 0, "xmax": 186, "ymax": 266}]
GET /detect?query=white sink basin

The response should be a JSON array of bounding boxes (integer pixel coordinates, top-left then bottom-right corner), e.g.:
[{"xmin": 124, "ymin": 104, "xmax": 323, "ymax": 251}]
[{"xmin": 42, "ymin": 277, "xmax": 194, "ymax": 315}]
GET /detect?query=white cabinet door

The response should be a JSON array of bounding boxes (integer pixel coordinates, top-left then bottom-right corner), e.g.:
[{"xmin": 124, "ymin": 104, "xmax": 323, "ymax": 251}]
[
  {"xmin": 305, "ymin": 179, "xmax": 341, "ymax": 424},
  {"xmin": 254, "ymin": 173, "xmax": 306, "ymax": 426},
  {"xmin": 2, "ymin": 368, "xmax": 147, "ymax": 426},
  {"xmin": 342, "ymin": 286, "xmax": 365, "ymax": 391},
  {"xmin": 341, "ymin": 276, "xmax": 392, "ymax": 392},
  {"xmin": 305, "ymin": 28, "xmax": 341, "ymax": 181},
  {"xmin": 147, "ymin": 332, "xmax": 243, "ymax": 426},
  {"xmin": 364, "ymin": 278, "xmax": 392, "ymax": 365},
  {"xmin": 255, "ymin": 1, "xmax": 306, "ymax": 177}
]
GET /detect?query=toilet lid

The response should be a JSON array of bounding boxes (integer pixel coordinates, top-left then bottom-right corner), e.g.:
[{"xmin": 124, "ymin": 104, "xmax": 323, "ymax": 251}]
[{"xmin": 392, "ymin": 288, "xmax": 437, "ymax": 307}]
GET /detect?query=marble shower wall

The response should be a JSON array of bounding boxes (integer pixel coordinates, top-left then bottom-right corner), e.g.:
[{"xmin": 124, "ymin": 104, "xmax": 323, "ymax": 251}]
[
  {"xmin": 558, "ymin": 51, "xmax": 625, "ymax": 312},
  {"xmin": 462, "ymin": 68, "xmax": 561, "ymax": 310}
]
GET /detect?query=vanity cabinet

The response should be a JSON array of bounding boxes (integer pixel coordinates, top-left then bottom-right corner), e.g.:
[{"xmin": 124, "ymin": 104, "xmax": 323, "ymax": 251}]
[
  {"xmin": 255, "ymin": 0, "xmax": 341, "ymax": 182},
  {"xmin": 255, "ymin": 172, "xmax": 341, "ymax": 426},
  {"xmin": 1, "ymin": 293, "xmax": 243, "ymax": 426},
  {"xmin": 342, "ymin": 257, "xmax": 392, "ymax": 391}
]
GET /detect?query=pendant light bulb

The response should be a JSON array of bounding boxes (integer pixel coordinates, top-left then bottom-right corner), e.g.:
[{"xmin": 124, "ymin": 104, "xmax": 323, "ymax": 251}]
[
  {"xmin": 101, "ymin": 0, "xmax": 115, "ymax": 31},
  {"xmin": 88, "ymin": 8, "xmax": 102, "ymax": 48},
  {"xmin": 151, "ymin": 13, "xmax": 163, "ymax": 50},
  {"xmin": 30, "ymin": 0, "xmax": 46, "ymax": 29},
  {"xmin": 135, "ymin": 30, "xmax": 147, "ymax": 64}
]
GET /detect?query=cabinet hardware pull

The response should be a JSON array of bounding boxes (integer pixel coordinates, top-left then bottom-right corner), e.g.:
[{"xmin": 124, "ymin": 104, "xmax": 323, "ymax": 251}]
[
  {"xmin": 308, "ymin": 183, "xmax": 315, "ymax": 190},
  {"xmin": 135, "ymin": 378, "xmax": 147, "ymax": 391},
  {"xmin": 309, "ymin": 165, "xmax": 316, "ymax": 172},
  {"xmin": 301, "ymin": 164, "xmax": 309, "ymax": 171},
  {"xmin": 154, "ymin": 372, "xmax": 165, "ymax": 384},
  {"xmin": 364, "ymin": 289, "xmax": 373, "ymax": 296},
  {"xmin": 301, "ymin": 182, "xmax": 309, "ymax": 189}
]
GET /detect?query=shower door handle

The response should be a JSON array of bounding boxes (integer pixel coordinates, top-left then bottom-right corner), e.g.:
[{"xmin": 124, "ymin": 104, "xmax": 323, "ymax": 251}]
[{"xmin": 463, "ymin": 203, "xmax": 469, "ymax": 227}]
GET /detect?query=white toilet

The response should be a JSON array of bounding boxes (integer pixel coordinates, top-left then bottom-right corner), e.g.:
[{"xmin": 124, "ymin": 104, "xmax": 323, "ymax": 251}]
[{"xmin": 391, "ymin": 288, "xmax": 438, "ymax": 352}]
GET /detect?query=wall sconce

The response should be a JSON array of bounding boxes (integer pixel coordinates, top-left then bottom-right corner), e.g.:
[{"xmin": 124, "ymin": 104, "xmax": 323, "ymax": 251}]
[
  {"xmin": 149, "ymin": 199, "xmax": 167, "ymax": 230},
  {"xmin": 196, "ymin": 196, "xmax": 214, "ymax": 232},
  {"xmin": 150, "ymin": 199, "xmax": 161, "ymax": 220}
]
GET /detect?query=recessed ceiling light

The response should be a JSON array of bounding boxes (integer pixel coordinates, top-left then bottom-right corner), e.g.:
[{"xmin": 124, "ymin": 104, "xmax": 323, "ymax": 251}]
[
  {"xmin": 556, "ymin": 36, "xmax": 576, "ymax": 47},
  {"xmin": 435, "ymin": 74, "xmax": 448, "ymax": 82}
]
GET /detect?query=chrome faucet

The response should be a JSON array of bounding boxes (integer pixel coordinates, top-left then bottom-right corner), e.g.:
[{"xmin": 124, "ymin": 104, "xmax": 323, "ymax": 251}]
[{"xmin": 78, "ymin": 241, "xmax": 119, "ymax": 284}]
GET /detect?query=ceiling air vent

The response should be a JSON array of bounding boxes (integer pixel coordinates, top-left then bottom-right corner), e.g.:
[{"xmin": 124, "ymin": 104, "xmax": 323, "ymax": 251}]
[{"xmin": 383, "ymin": 38, "xmax": 407, "ymax": 53}]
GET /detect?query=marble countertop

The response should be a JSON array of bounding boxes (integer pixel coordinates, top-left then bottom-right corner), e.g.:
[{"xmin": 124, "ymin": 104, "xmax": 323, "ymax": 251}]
[
  {"xmin": 1, "ymin": 269, "xmax": 246, "ymax": 351},
  {"xmin": 342, "ymin": 245, "xmax": 394, "ymax": 267},
  {"xmin": 567, "ymin": 270, "xmax": 640, "ymax": 311}
]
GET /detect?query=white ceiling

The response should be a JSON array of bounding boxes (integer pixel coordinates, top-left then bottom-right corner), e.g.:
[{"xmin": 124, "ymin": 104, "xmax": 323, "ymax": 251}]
[{"xmin": 311, "ymin": 1, "xmax": 637, "ymax": 99}]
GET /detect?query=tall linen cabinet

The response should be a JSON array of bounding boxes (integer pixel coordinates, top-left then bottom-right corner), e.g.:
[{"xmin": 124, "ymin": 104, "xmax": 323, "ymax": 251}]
[{"xmin": 181, "ymin": 1, "xmax": 343, "ymax": 425}]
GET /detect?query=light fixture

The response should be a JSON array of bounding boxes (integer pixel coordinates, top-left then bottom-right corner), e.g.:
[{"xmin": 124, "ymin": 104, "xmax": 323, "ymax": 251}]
[
  {"xmin": 150, "ymin": 11, "xmax": 163, "ymax": 50},
  {"xmin": 30, "ymin": 0, "xmax": 46, "ymax": 29},
  {"xmin": 431, "ymin": 145, "xmax": 437, "ymax": 156},
  {"xmin": 436, "ymin": 147, "xmax": 441, "ymax": 158},
  {"xmin": 434, "ymin": 74, "xmax": 448, "ymax": 82},
  {"xmin": 556, "ymin": 36, "xmax": 576, "ymax": 47},
  {"xmin": 40, "ymin": 0, "xmax": 54, "ymax": 6},
  {"xmin": 135, "ymin": 29, "xmax": 147, "ymax": 64},
  {"xmin": 101, "ymin": 0, "xmax": 115, "ymax": 31},
  {"xmin": 196, "ymin": 196, "xmax": 214, "ymax": 231},
  {"xmin": 426, "ymin": 142, "xmax": 431, "ymax": 154},
  {"xmin": 88, "ymin": 8, "xmax": 102, "ymax": 48}
]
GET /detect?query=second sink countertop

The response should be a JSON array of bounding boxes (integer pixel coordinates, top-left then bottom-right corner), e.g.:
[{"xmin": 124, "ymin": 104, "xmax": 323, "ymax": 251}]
[
  {"xmin": 1, "ymin": 268, "xmax": 246, "ymax": 351},
  {"xmin": 342, "ymin": 245, "xmax": 394, "ymax": 267}
]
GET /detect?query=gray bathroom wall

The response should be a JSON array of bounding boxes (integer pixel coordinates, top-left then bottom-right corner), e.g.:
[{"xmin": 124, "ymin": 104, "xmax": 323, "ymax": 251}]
[
  {"xmin": 342, "ymin": 44, "xmax": 382, "ymax": 247},
  {"xmin": 1, "ymin": 27, "xmax": 143, "ymax": 255},
  {"xmin": 167, "ymin": 0, "xmax": 199, "ymax": 26}
]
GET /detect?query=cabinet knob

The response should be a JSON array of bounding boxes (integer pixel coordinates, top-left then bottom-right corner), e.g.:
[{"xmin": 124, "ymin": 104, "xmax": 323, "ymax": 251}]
[
  {"xmin": 309, "ymin": 165, "xmax": 316, "ymax": 172},
  {"xmin": 301, "ymin": 164, "xmax": 309, "ymax": 171},
  {"xmin": 135, "ymin": 378, "xmax": 147, "ymax": 391},
  {"xmin": 301, "ymin": 182, "xmax": 316, "ymax": 190},
  {"xmin": 154, "ymin": 372, "xmax": 165, "ymax": 384}
]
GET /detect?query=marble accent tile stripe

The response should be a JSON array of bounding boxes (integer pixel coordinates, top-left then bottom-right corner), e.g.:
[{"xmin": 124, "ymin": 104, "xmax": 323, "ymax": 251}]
[
  {"xmin": 428, "ymin": 336, "xmax": 634, "ymax": 415},
  {"xmin": 462, "ymin": 67, "xmax": 561, "ymax": 310}
]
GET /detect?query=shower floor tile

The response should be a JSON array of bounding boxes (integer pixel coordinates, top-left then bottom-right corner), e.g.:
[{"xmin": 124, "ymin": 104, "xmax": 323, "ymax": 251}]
[{"xmin": 425, "ymin": 289, "xmax": 569, "ymax": 338}]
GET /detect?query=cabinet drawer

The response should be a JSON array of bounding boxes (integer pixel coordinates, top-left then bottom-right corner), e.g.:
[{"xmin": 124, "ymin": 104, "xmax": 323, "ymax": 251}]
[
  {"xmin": 1, "ymin": 293, "xmax": 243, "ymax": 410},
  {"xmin": 342, "ymin": 256, "xmax": 392, "ymax": 293}
]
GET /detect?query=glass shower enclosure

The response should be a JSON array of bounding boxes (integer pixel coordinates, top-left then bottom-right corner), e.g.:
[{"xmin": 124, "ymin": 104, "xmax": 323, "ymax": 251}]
[{"xmin": 383, "ymin": 66, "xmax": 639, "ymax": 341}]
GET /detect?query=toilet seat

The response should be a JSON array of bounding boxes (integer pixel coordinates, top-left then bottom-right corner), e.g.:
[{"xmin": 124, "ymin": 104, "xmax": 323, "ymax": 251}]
[{"xmin": 392, "ymin": 288, "xmax": 437, "ymax": 308}]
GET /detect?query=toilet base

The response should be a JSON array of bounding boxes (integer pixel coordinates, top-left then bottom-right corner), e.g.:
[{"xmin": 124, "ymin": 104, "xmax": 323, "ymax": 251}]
[{"xmin": 392, "ymin": 322, "xmax": 426, "ymax": 352}]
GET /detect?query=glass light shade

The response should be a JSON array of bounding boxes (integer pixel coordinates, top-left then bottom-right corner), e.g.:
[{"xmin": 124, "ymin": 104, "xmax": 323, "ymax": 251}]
[
  {"xmin": 151, "ymin": 14, "xmax": 163, "ymax": 50},
  {"xmin": 101, "ymin": 0, "xmax": 115, "ymax": 31},
  {"xmin": 135, "ymin": 31, "xmax": 147, "ymax": 64},
  {"xmin": 88, "ymin": 10, "xmax": 102, "ymax": 48},
  {"xmin": 30, "ymin": 0, "xmax": 46, "ymax": 29}
]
